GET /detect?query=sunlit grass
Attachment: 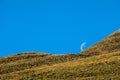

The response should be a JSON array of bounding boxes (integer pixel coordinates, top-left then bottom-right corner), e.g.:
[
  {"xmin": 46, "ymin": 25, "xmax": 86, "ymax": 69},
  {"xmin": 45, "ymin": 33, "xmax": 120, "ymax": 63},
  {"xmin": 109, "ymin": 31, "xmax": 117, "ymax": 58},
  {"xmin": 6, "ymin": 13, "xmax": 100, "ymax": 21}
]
[
  {"xmin": 0, "ymin": 30, "xmax": 120, "ymax": 80},
  {"xmin": 0, "ymin": 51, "xmax": 120, "ymax": 80}
]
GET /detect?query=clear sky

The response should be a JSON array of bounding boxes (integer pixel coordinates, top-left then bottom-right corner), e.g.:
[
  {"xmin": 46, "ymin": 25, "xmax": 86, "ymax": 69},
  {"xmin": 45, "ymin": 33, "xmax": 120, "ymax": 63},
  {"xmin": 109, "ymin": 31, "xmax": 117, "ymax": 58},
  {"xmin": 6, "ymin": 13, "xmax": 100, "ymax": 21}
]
[{"xmin": 0, "ymin": 0, "xmax": 120, "ymax": 56}]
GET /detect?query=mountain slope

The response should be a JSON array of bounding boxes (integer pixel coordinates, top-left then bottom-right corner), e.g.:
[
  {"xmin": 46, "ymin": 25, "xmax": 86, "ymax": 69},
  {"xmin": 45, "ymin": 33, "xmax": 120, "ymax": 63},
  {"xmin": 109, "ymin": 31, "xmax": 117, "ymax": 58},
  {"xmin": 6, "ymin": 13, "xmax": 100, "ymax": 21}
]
[
  {"xmin": 0, "ymin": 52, "xmax": 82, "ymax": 75},
  {"xmin": 81, "ymin": 30, "xmax": 120, "ymax": 56},
  {"xmin": 0, "ymin": 51, "xmax": 120, "ymax": 80},
  {"xmin": 0, "ymin": 30, "xmax": 120, "ymax": 80}
]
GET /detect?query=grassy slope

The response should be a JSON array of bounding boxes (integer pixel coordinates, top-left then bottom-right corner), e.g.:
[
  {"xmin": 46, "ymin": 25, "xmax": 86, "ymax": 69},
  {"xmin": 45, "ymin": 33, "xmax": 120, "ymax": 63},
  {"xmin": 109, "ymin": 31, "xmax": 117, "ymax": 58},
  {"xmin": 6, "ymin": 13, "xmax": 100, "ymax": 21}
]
[
  {"xmin": 0, "ymin": 30, "xmax": 120, "ymax": 80},
  {"xmin": 0, "ymin": 52, "xmax": 82, "ymax": 75},
  {"xmin": 0, "ymin": 51, "xmax": 120, "ymax": 80},
  {"xmin": 81, "ymin": 30, "xmax": 120, "ymax": 56}
]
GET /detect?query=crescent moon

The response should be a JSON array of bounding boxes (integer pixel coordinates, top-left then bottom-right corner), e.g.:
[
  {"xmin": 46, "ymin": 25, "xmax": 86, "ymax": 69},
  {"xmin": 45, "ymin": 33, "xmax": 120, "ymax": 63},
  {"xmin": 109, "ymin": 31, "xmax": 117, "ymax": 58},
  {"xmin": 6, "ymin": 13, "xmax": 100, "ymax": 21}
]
[{"xmin": 80, "ymin": 42, "xmax": 86, "ymax": 51}]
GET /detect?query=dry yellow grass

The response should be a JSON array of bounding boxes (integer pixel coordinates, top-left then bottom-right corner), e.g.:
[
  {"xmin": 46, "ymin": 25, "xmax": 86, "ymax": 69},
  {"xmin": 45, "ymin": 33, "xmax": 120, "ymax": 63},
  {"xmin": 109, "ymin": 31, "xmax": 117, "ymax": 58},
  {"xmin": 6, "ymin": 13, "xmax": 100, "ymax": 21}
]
[
  {"xmin": 0, "ymin": 51, "xmax": 120, "ymax": 80},
  {"xmin": 0, "ymin": 30, "xmax": 120, "ymax": 80},
  {"xmin": 81, "ymin": 29, "xmax": 120, "ymax": 56}
]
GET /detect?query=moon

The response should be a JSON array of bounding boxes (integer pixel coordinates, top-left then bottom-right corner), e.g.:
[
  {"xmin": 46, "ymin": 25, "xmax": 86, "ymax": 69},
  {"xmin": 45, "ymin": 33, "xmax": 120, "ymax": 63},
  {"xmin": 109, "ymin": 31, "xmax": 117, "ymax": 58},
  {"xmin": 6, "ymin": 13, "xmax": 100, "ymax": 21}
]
[{"xmin": 80, "ymin": 42, "xmax": 86, "ymax": 51}]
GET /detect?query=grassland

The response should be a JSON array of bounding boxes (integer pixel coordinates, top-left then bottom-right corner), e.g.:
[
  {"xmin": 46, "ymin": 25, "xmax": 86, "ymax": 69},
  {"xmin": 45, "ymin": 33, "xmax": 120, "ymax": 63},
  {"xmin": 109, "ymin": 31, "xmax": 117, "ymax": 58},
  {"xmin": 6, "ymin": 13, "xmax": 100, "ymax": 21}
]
[
  {"xmin": 81, "ymin": 30, "xmax": 120, "ymax": 56},
  {"xmin": 0, "ymin": 30, "xmax": 120, "ymax": 80},
  {"xmin": 0, "ymin": 51, "xmax": 120, "ymax": 80}
]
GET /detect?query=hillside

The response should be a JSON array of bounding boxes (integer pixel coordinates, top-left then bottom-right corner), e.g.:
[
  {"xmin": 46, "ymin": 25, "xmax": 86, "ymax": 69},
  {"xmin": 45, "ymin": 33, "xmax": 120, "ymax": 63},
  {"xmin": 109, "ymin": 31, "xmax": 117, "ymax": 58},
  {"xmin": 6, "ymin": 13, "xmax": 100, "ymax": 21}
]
[
  {"xmin": 0, "ymin": 30, "xmax": 120, "ymax": 80},
  {"xmin": 81, "ymin": 29, "xmax": 120, "ymax": 56},
  {"xmin": 0, "ymin": 51, "xmax": 120, "ymax": 80},
  {"xmin": 0, "ymin": 52, "xmax": 83, "ymax": 75}
]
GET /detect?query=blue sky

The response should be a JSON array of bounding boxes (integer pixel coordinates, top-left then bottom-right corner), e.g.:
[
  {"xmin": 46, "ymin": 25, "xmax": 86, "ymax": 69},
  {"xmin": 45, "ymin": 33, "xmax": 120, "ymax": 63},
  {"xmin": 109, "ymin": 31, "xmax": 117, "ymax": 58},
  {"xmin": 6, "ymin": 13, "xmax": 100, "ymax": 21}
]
[{"xmin": 0, "ymin": 0, "xmax": 120, "ymax": 56}]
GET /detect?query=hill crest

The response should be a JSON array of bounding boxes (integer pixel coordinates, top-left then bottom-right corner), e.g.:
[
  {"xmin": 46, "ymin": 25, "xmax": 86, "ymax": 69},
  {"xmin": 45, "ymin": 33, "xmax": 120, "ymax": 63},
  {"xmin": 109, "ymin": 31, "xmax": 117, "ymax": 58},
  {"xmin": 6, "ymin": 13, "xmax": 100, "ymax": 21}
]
[{"xmin": 81, "ymin": 29, "xmax": 120, "ymax": 56}]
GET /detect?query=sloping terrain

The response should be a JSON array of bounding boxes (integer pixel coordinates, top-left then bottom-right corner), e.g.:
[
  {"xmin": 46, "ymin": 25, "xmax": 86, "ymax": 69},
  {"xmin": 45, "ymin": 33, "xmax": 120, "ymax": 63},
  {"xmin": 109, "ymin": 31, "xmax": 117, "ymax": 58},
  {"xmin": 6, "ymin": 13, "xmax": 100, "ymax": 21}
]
[
  {"xmin": 81, "ymin": 30, "xmax": 120, "ymax": 56},
  {"xmin": 0, "ymin": 52, "xmax": 82, "ymax": 75},
  {"xmin": 0, "ymin": 51, "xmax": 120, "ymax": 80},
  {"xmin": 0, "ymin": 30, "xmax": 120, "ymax": 80}
]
